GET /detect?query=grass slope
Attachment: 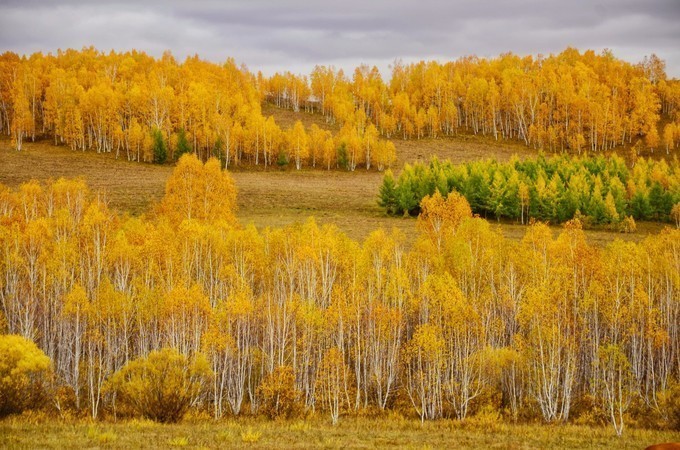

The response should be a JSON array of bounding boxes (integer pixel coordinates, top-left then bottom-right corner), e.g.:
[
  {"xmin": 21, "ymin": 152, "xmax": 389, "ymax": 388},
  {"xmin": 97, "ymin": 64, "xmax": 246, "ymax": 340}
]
[{"xmin": 0, "ymin": 136, "xmax": 668, "ymax": 246}]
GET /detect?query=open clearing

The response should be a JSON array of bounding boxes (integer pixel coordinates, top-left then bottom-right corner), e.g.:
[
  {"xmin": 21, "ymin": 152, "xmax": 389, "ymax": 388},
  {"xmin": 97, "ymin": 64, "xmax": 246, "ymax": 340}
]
[
  {"xmin": 0, "ymin": 133, "xmax": 669, "ymax": 246},
  {"xmin": 1, "ymin": 417, "xmax": 678, "ymax": 449}
]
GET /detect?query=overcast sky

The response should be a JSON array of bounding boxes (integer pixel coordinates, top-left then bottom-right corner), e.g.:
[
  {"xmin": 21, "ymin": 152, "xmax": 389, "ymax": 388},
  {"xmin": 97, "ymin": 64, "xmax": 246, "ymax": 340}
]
[{"xmin": 1, "ymin": 0, "xmax": 679, "ymax": 78}]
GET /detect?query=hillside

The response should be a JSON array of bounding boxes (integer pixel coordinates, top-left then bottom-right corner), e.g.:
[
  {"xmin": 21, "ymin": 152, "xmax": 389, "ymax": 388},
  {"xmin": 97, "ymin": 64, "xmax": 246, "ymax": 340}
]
[{"xmin": 0, "ymin": 136, "xmax": 668, "ymax": 246}]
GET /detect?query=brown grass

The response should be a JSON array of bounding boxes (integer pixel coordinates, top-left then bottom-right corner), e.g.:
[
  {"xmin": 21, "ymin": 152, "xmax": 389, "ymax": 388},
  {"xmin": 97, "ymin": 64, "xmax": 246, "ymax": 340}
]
[
  {"xmin": 231, "ymin": 169, "xmax": 416, "ymax": 242},
  {"xmin": 0, "ymin": 135, "xmax": 669, "ymax": 246},
  {"xmin": 0, "ymin": 139, "xmax": 172, "ymax": 216},
  {"xmin": 1, "ymin": 416, "xmax": 678, "ymax": 449},
  {"xmin": 262, "ymin": 103, "xmax": 337, "ymax": 133},
  {"xmin": 390, "ymin": 132, "xmax": 537, "ymax": 166}
]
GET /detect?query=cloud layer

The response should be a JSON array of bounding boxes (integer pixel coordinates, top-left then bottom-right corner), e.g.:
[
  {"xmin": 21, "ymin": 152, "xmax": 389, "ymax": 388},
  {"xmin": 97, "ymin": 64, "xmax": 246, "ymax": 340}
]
[{"xmin": 1, "ymin": 0, "xmax": 679, "ymax": 77}]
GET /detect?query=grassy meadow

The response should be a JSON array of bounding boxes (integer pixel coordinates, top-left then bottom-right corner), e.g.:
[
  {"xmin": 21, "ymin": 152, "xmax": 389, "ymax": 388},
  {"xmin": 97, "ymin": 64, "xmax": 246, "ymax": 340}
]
[
  {"xmin": 1, "ymin": 415, "xmax": 678, "ymax": 449},
  {"xmin": 0, "ymin": 132, "xmax": 668, "ymax": 246}
]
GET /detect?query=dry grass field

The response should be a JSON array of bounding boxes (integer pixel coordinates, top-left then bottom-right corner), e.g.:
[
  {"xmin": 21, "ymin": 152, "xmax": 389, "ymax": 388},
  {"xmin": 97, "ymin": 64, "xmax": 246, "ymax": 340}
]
[
  {"xmin": 0, "ymin": 139, "xmax": 171, "ymax": 216},
  {"xmin": 0, "ymin": 126, "xmax": 669, "ymax": 246},
  {"xmin": 262, "ymin": 103, "xmax": 337, "ymax": 132},
  {"xmin": 1, "ymin": 415, "xmax": 678, "ymax": 449}
]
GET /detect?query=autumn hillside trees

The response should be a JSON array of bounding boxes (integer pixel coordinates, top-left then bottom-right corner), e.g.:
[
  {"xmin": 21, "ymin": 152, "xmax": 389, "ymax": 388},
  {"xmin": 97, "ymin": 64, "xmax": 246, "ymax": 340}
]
[
  {"xmin": 0, "ymin": 162, "xmax": 678, "ymax": 432},
  {"xmin": 265, "ymin": 49, "xmax": 680, "ymax": 155},
  {"xmin": 4, "ymin": 47, "xmax": 677, "ymax": 169},
  {"xmin": 158, "ymin": 154, "xmax": 238, "ymax": 226},
  {"xmin": 0, "ymin": 49, "xmax": 395, "ymax": 170}
]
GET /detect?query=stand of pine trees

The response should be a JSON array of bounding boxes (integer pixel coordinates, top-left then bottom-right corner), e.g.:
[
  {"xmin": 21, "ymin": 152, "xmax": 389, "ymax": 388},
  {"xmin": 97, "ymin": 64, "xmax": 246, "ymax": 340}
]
[{"xmin": 380, "ymin": 155, "xmax": 680, "ymax": 226}]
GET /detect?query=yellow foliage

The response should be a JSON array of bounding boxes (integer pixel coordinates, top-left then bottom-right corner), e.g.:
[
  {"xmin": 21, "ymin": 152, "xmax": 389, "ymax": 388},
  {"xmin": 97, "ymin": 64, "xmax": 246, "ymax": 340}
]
[
  {"xmin": 105, "ymin": 348, "xmax": 211, "ymax": 423},
  {"xmin": 0, "ymin": 171, "xmax": 679, "ymax": 430},
  {"xmin": 0, "ymin": 334, "xmax": 52, "ymax": 416},
  {"xmin": 63, "ymin": 284, "xmax": 90, "ymax": 318},
  {"xmin": 417, "ymin": 191, "xmax": 472, "ymax": 250},
  {"xmin": 257, "ymin": 366, "xmax": 302, "ymax": 420},
  {"xmin": 159, "ymin": 154, "xmax": 238, "ymax": 226}
]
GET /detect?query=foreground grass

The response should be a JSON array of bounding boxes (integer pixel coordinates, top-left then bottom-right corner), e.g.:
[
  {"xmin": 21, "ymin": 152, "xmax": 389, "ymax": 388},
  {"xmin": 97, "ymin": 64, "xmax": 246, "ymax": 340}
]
[{"xmin": 0, "ymin": 416, "xmax": 677, "ymax": 449}]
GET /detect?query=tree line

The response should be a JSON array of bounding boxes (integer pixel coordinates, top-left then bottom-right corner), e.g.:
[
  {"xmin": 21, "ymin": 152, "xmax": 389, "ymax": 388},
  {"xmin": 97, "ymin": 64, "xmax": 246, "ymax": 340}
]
[
  {"xmin": 265, "ymin": 49, "xmax": 680, "ymax": 154},
  {"xmin": 0, "ymin": 155, "xmax": 678, "ymax": 434},
  {"xmin": 379, "ymin": 155, "xmax": 680, "ymax": 227},
  {"xmin": 0, "ymin": 48, "xmax": 395, "ymax": 170},
  {"xmin": 3, "ymin": 47, "xmax": 680, "ymax": 171}
]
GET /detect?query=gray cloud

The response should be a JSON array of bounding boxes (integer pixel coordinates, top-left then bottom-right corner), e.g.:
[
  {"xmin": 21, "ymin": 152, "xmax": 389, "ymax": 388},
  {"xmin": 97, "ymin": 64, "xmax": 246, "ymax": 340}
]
[{"xmin": 1, "ymin": 0, "xmax": 678, "ymax": 77}]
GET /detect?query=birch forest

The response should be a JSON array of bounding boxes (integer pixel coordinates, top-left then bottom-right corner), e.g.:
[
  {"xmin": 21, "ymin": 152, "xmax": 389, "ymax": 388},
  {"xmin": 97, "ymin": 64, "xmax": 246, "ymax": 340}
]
[
  {"xmin": 0, "ymin": 154, "xmax": 678, "ymax": 434},
  {"xmin": 1, "ymin": 46, "xmax": 679, "ymax": 438},
  {"xmin": 1, "ymin": 48, "xmax": 680, "ymax": 168}
]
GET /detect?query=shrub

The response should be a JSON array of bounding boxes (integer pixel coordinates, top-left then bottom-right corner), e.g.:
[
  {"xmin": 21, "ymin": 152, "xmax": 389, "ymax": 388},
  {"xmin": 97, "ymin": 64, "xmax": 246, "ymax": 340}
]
[
  {"xmin": 618, "ymin": 215, "xmax": 637, "ymax": 233},
  {"xmin": 257, "ymin": 365, "xmax": 302, "ymax": 420},
  {"xmin": 87, "ymin": 425, "xmax": 118, "ymax": 444},
  {"xmin": 463, "ymin": 405, "xmax": 504, "ymax": 432},
  {"xmin": 378, "ymin": 169, "xmax": 398, "ymax": 214},
  {"xmin": 656, "ymin": 382, "xmax": 680, "ymax": 431},
  {"xmin": 336, "ymin": 142, "xmax": 349, "ymax": 170},
  {"xmin": 0, "ymin": 334, "xmax": 52, "ymax": 417},
  {"xmin": 105, "ymin": 348, "xmax": 210, "ymax": 423}
]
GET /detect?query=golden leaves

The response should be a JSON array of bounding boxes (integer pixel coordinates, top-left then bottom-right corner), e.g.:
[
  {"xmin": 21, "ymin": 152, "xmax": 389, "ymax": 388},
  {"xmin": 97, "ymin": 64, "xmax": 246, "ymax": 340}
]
[{"xmin": 159, "ymin": 154, "xmax": 238, "ymax": 226}]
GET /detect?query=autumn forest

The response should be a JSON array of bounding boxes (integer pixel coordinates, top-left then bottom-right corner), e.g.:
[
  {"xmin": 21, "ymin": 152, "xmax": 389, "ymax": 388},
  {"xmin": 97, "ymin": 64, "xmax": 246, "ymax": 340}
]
[
  {"xmin": 1, "ymin": 45, "xmax": 680, "ymax": 447},
  {"xmin": 2, "ymin": 47, "xmax": 680, "ymax": 167}
]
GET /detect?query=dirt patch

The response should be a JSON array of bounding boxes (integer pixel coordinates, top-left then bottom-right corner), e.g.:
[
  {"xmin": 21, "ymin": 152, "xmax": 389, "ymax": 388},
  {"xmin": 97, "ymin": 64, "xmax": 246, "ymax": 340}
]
[{"xmin": 231, "ymin": 169, "xmax": 415, "ymax": 241}]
